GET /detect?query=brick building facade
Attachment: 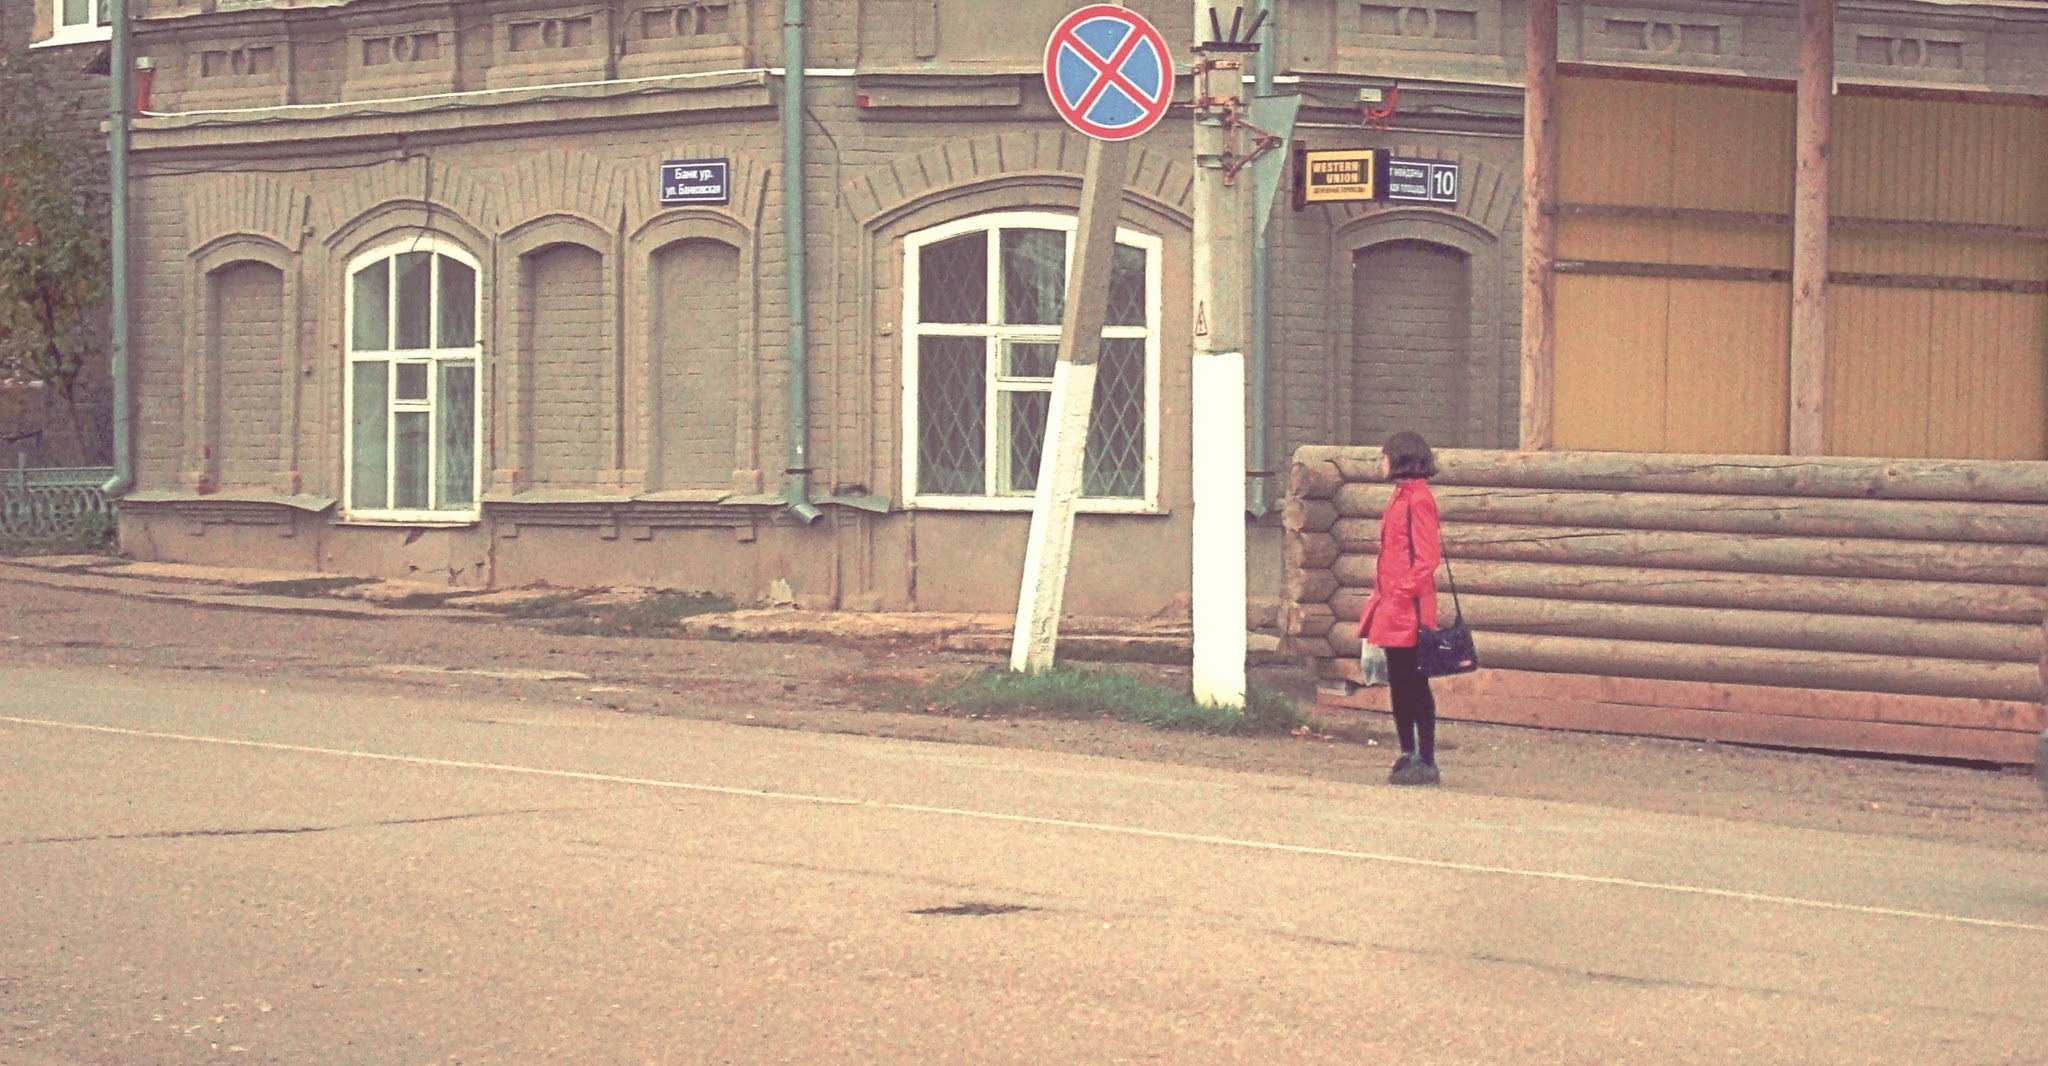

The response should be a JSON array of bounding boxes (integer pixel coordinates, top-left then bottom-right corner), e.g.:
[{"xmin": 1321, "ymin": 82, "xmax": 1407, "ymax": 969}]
[{"xmin": 112, "ymin": 0, "xmax": 2047, "ymax": 620}]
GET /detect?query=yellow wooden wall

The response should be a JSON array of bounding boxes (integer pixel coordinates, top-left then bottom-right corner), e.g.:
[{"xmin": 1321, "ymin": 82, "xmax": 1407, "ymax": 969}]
[
  {"xmin": 1826, "ymin": 97, "xmax": 2048, "ymax": 460},
  {"xmin": 1554, "ymin": 76, "xmax": 1795, "ymax": 453}
]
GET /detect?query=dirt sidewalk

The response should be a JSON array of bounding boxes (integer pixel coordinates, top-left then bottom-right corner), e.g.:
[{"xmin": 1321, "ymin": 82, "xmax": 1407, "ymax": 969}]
[{"xmin": 3, "ymin": 555, "xmax": 2042, "ymax": 852}]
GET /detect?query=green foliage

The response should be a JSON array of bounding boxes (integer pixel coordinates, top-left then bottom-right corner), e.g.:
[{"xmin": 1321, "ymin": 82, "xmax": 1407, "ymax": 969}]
[
  {"xmin": 926, "ymin": 667, "xmax": 1306, "ymax": 736},
  {"xmin": 72, "ymin": 508, "xmax": 115, "ymax": 551},
  {"xmin": 0, "ymin": 49, "xmax": 111, "ymax": 459}
]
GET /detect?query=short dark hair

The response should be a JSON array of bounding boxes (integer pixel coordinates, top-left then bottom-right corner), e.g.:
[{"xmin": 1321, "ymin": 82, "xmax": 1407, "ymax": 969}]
[{"xmin": 1383, "ymin": 431, "xmax": 1438, "ymax": 480}]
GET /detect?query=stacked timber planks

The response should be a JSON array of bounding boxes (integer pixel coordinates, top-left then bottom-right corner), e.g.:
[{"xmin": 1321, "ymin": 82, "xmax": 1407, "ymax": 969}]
[{"xmin": 1283, "ymin": 447, "xmax": 2048, "ymax": 764}]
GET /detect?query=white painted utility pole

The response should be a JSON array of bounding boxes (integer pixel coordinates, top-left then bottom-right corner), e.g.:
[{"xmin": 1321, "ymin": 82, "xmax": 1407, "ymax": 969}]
[
  {"xmin": 1189, "ymin": 16, "xmax": 1251, "ymax": 709},
  {"xmin": 1012, "ymin": 138, "xmax": 1132, "ymax": 673}
]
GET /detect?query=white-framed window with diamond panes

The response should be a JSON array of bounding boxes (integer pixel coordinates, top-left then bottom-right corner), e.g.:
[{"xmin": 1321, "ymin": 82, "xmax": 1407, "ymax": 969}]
[
  {"xmin": 901, "ymin": 212, "xmax": 1161, "ymax": 511},
  {"xmin": 343, "ymin": 240, "xmax": 481, "ymax": 522}
]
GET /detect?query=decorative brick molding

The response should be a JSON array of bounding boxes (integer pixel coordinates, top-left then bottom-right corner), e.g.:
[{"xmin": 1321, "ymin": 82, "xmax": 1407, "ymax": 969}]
[
  {"xmin": 184, "ymin": 173, "xmax": 311, "ymax": 257},
  {"xmin": 844, "ymin": 128, "xmax": 1195, "ymax": 229},
  {"xmin": 619, "ymin": 0, "xmax": 749, "ymax": 78},
  {"xmin": 338, "ymin": 3, "xmax": 456, "ymax": 102},
  {"xmin": 486, "ymin": 5, "xmax": 614, "ymax": 90}
]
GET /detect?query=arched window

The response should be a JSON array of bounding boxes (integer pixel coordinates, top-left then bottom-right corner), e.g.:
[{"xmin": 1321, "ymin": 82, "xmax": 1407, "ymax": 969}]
[
  {"xmin": 902, "ymin": 212, "xmax": 1160, "ymax": 510},
  {"xmin": 344, "ymin": 240, "xmax": 481, "ymax": 520}
]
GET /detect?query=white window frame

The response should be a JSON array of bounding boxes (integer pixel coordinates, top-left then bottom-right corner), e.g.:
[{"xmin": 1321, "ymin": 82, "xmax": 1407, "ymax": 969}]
[
  {"xmin": 35, "ymin": 0, "xmax": 110, "ymax": 47},
  {"xmin": 900, "ymin": 211, "xmax": 1163, "ymax": 513},
  {"xmin": 342, "ymin": 238, "xmax": 484, "ymax": 525}
]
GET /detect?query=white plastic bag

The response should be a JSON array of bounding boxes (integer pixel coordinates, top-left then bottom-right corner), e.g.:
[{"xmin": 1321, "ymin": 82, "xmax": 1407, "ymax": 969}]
[{"xmin": 1358, "ymin": 642, "xmax": 1390, "ymax": 688}]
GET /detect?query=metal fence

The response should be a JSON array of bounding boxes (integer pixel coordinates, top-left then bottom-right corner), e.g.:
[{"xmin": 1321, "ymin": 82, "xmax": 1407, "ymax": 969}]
[{"xmin": 0, "ymin": 465, "xmax": 116, "ymax": 543}]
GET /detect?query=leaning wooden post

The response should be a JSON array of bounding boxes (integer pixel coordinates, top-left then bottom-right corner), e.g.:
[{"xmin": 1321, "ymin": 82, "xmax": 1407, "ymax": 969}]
[
  {"xmin": 1519, "ymin": 0, "xmax": 1558, "ymax": 452},
  {"xmin": 1011, "ymin": 137, "xmax": 1130, "ymax": 673},
  {"xmin": 1790, "ymin": 0, "xmax": 1835, "ymax": 456}
]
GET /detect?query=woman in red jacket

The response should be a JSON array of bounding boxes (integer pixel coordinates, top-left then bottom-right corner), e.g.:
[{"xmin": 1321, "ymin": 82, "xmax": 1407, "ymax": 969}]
[{"xmin": 1356, "ymin": 431, "xmax": 1443, "ymax": 786}]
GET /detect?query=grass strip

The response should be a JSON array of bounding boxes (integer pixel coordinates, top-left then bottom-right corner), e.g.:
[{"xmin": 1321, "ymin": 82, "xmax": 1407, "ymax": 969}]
[{"xmin": 927, "ymin": 666, "xmax": 1304, "ymax": 736}]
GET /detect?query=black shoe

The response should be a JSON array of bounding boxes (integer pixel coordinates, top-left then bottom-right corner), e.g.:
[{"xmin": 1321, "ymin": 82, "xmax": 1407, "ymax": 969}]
[
  {"xmin": 1390, "ymin": 760, "xmax": 1441, "ymax": 787},
  {"xmin": 1389, "ymin": 752, "xmax": 1416, "ymax": 778}
]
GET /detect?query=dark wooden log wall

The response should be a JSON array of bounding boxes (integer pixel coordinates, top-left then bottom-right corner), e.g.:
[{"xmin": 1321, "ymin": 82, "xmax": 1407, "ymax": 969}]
[{"xmin": 1283, "ymin": 448, "xmax": 2048, "ymax": 704}]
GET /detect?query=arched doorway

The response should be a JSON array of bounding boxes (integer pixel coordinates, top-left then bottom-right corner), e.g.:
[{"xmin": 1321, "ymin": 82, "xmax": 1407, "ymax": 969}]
[{"xmin": 1348, "ymin": 239, "xmax": 1473, "ymax": 448}]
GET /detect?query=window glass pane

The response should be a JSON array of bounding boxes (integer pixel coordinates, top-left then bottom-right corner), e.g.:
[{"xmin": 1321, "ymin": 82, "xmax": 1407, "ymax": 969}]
[
  {"xmin": 1002, "ymin": 389, "xmax": 1050, "ymax": 495},
  {"xmin": 1004, "ymin": 341, "xmax": 1058, "ymax": 379},
  {"xmin": 438, "ymin": 362, "xmax": 476, "ymax": 509},
  {"xmin": 394, "ymin": 412, "xmax": 430, "ymax": 510},
  {"xmin": 350, "ymin": 361, "xmax": 389, "ymax": 510},
  {"xmin": 1085, "ymin": 338, "xmax": 1146, "ymax": 498},
  {"xmin": 351, "ymin": 262, "xmax": 389, "ymax": 352},
  {"xmin": 395, "ymin": 251, "xmax": 433, "ymax": 350},
  {"xmin": 917, "ymin": 336, "xmax": 986, "ymax": 495},
  {"xmin": 918, "ymin": 232, "xmax": 987, "ymax": 324},
  {"xmin": 1107, "ymin": 244, "xmax": 1148, "ymax": 328},
  {"xmin": 63, "ymin": 0, "xmax": 87, "ymax": 27},
  {"xmin": 438, "ymin": 256, "xmax": 477, "ymax": 348},
  {"xmin": 95, "ymin": 0, "xmax": 108, "ymax": 25},
  {"xmin": 1001, "ymin": 229, "xmax": 1066, "ymax": 326},
  {"xmin": 395, "ymin": 362, "xmax": 429, "ymax": 401}
]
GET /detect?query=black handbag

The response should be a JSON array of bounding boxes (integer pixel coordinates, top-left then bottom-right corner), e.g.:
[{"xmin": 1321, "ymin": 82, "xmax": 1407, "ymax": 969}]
[{"xmin": 1408, "ymin": 504, "xmax": 1479, "ymax": 679}]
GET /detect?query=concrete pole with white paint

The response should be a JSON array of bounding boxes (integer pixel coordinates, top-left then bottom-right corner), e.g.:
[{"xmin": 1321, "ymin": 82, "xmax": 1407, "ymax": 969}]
[
  {"xmin": 1189, "ymin": 29, "xmax": 1250, "ymax": 709},
  {"xmin": 1011, "ymin": 137, "xmax": 1132, "ymax": 673}
]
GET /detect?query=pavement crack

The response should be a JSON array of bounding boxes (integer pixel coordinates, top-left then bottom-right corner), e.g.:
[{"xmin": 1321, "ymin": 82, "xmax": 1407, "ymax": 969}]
[{"xmin": 4, "ymin": 806, "xmax": 579, "ymax": 847}]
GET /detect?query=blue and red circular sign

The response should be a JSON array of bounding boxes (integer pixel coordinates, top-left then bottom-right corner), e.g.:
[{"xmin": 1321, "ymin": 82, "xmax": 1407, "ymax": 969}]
[{"xmin": 1043, "ymin": 5, "xmax": 1175, "ymax": 142}]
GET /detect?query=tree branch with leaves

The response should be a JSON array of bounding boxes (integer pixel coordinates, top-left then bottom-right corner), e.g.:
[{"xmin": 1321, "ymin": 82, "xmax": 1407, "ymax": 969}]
[{"xmin": 0, "ymin": 48, "xmax": 110, "ymax": 462}]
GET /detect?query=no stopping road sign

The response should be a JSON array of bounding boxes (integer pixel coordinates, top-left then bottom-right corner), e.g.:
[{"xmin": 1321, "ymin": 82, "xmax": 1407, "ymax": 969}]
[{"xmin": 1044, "ymin": 5, "xmax": 1174, "ymax": 142}]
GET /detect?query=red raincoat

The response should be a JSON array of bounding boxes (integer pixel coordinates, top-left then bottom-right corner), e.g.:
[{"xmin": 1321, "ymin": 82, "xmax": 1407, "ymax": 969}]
[{"xmin": 1355, "ymin": 478, "xmax": 1441, "ymax": 648}]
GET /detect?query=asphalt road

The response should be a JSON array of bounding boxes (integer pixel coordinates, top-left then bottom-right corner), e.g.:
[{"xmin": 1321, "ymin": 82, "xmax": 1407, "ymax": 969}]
[{"xmin": 4, "ymin": 666, "xmax": 2046, "ymax": 1065}]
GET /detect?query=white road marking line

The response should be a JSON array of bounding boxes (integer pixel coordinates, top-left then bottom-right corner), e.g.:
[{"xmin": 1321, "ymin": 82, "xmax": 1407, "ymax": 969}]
[{"xmin": 7, "ymin": 714, "xmax": 2046, "ymax": 935}]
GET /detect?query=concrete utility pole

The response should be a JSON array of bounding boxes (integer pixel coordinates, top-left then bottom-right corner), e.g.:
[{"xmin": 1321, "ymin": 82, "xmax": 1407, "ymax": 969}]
[
  {"xmin": 1012, "ymin": 138, "xmax": 1131, "ymax": 673},
  {"xmin": 1190, "ymin": 13, "xmax": 1251, "ymax": 710}
]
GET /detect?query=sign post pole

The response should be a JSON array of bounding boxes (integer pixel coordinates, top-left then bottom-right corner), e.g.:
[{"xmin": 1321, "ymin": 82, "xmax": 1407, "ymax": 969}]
[
  {"xmin": 1012, "ymin": 4, "xmax": 1172, "ymax": 674},
  {"xmin": 1012, "ymin": 137, "xmax": 1130, "ymax": 673}
]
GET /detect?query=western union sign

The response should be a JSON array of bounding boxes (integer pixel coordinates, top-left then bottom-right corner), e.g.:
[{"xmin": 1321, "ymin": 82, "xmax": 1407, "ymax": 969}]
[{"xmin": 1297, "ymin": 148, "xmax": 1379, "ymax": 206}]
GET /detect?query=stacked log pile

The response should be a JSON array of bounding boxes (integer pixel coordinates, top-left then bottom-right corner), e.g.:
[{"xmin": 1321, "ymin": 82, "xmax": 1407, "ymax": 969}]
[{"xmin": 1283, "ymin": 447, "xmax": 2048, "ymax": 762}]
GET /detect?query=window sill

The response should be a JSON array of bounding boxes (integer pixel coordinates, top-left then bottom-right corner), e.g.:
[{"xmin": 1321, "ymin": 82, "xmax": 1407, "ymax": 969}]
[
  {"xmin": 33, "ymin": 26, "xmax": 112, "ymax": 48},
  {"xmin": 334, "ymin": 513, "xmax": 482, "ymax": 528},
  {"xmin": 906, "ymin": 496, "xmax": 1166, "ymax": 516}
]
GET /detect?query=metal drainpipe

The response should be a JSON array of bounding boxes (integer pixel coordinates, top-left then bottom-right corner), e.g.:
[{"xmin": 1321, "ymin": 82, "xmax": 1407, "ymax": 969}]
[
  {"xmin": 780, "ymin": 0, "xmax": 822, "ymax": 525},
  {"xmin": 1246, "ymin": 0, "xmax": 1275, "ymax": 516},
  {"xmin": 101, "ymin": 0, "xmax": 132, "ymax": 496}
]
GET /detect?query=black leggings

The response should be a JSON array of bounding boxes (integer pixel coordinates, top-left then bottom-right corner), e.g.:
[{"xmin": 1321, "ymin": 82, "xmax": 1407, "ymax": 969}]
[{"xmin": 1383, "ymin": 646, "xmax": 1437, "ymax": 763}]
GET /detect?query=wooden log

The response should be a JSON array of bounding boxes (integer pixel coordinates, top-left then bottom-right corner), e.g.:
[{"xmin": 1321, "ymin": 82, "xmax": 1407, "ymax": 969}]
[
  {"xmin": 1472, "ymin": 631, "xmax": 2043, "ymax": 702},
  {"xmin": 1454, "ymin": 594, "xmax": 2039, "ymax": 664},
  {"xmin": 1321, "ymin": 668, "xmax": 2043, "ymax": 763},
  {"xmin": 1331, "ymin": 557, "xmax": 2048, "ymax": 625},
  {"xmin": 1285, "ymin": 634, "xmax": 1334, "ymax": 660},
  {"xmin": 1435, "ymin": 667, "xmax": 2048, "ymax": 733},
  {"xmin": 1330, "ymin": 520, "xmax": 2048, "ymax": 585},
  {"xmin": 1330, "ymin": 484, "xmax": 2048, "ymax": 545},
  {"xmin": 1423, "ymin": 449, "xmax": 2048, "ymax": 504},
  {"xmin": 1521, "ymin": 0, "xmax": 1558, "ymax": 451},
  {"xmin": 1790, "ymin": 0, "xmax": 1834, "ymax": 456},
  {"xmin": 1288, "ymin": 458, "xmax": 1345, "ymax": 501},
  {"xmin": 1331, "ymin": 588, "xmax": 1367, "ymax": 624},
  {"xmin": 1281, "ymin": 601, "xmax": 1335, "ymax": 638},
  {"xmin": 1298, "ymin": 446, "xmax": 2048, "ymax": 503},
  {"xmin": 1285, "ymin": 567, "xmax": 1340, "ymax": 606},
  {"xmin": 1284, "ymin": 531, "xmax": 1340, "ymax": 570},
  {"xmin": 1282, "ymin": 497, "xmax": 1339, "ymax": 534},
  {"xmin": 1330, "ymin": 627, "xmax": 1363, "ymax": 658}
]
